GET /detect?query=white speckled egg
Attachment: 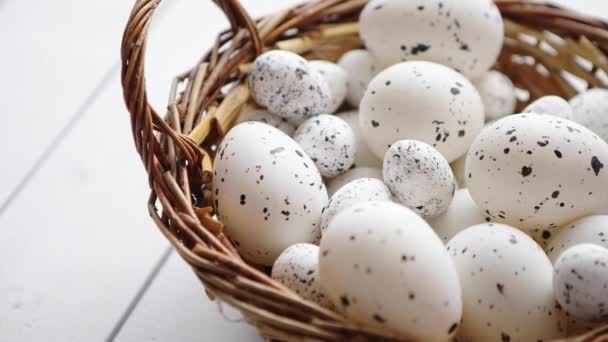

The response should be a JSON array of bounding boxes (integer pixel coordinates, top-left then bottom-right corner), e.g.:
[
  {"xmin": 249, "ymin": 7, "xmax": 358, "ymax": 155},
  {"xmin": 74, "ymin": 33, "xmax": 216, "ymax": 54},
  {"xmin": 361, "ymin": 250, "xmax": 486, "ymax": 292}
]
[
  {"xmin": 466, "ymin": 114, "xmax": 608, "ymax": 231},
  {"xmin": 271, "ymin": 243, "xmax": 332, "ymax": 308},
  {"xmin": 473, "ymin": 70, "xmax": 517, "ymax": 120},
  {"xmin": 238, "ymin": 109, "xmax": 296, "ymax": 136},
  {"xmin": 546, "ymin": 215, "xmax": 608, "ymax": 263},
  {"xmin": 309, "ymin": 60, "xmax": 347, "ymax": 113},
  {"xmin": 213, "ymin": 122, "xmax": 328, "ymax": 265},
  {"xmin": 326, "ymin": 167, "xmax": 383, "ymax": 196},
  {"xmin": 553, "ymin": 243, "xmax": 608, "ymax": 322},
  {"xmin": 337, "ymin": 49, "xmax": 385, "ymax": 107},
  {"xmin": 360, "ymin": 61, "xmax": 484, "ymax": 162},
  {"xmin": 383, "ymin": 140, "xmax": 456, "ymax": 218},
  {"xmin": 320, "ymin": 178, "xmax": 392, "ymax": 234},
  {"xmin": 336, "ymin": 110, "xmax": 382, "ymax": 168},
  {"xmin": 523, "ymin": 95, "xmax": 574, "ymax": 120},
  {"xmin": 359, "ymin": 0, "xmax": 504, "ymax": 79},
  {"xmin": 447, "ymin": 223, "xmax": 568, "ymax": 341},
  {"xmin": 570, "ymin": 88, "xmax": 608, "ymax": 142},
  {"xmin": 429, "ymin": 189, "xmax": 490, "ymax": 243},
  {"xmin": 293, "ymin": 114, "xmax": 356, "ymax": 178},
  {"xmin": 320, "ymin": 201, "xmax": 462, "ymax": 341},
  {"xmin": 248, "ymin": 50, "xmax": 331, "ymax": 119},
  {"xmin": 451, "ymin": 153, "xmax": 467, "ymax": 188}
]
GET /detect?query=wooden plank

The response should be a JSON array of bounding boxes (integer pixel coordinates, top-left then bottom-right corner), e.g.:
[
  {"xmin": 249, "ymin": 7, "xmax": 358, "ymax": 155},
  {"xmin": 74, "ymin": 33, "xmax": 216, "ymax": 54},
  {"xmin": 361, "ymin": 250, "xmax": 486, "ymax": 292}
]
[{"xmin": 114, "ymin": 251, "xmax": 264, "ymax": 342}]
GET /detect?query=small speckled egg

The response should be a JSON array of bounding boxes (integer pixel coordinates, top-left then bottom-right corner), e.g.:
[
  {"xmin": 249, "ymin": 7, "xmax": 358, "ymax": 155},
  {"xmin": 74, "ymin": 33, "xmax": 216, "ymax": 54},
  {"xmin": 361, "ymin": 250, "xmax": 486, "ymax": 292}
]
[
  {"xmin": 523, "ymin": 95, "xmax": 574, "ymax": 120},
  {"xmin": 293, "ymin": 114, "xmax": 356, "ymax": 178},
  {"xmin": 238, "ymin": 109, "xmax": 296, "ymax": 136},
  {"xmin": 546, "ymin": 215, "xmax": 608, "ymax": 263},
  {"xmin": 309, "ymin": 60, "xmax": 347, "ymax": 113},
  {"xmin": 320, "ymin": 201, "xmax": 462, "ymax": 341},
  {"xmin": 466, "ymin": 114, "xmax": 608, "ymax": 231},
  {"xmin": 320, "ymin": 178, "xmax": 392, "ymax": 234},
  {"xmin": 553, "ymin": 243, "xmax": 608, "ymax": 322},
  {"xmin": 570, "ymin": 88, "xmax": 608, "ymax": 142},
  {"xmin": 360, "ymin": 61, "xmax": 485, "ymax": 162},
  {"xmin": 213, "ymin": 122, "xmax": 328, "ymax": 265},
  {"xmin": 326, "ymin": 167, "xmax": 383, "ymax": 196},
  {"xmin": 271, "ymin": 243, "xmax": 332, "ymax": 308},
  {"xmin": 337, "ymin": 49, "xmax": 385, "ymax": 107},
  {"xmin": 473, "ymin": 70, "xmax": 517, "ymax": 120},
  {"xmin": 447, "ymin": 223, "xmax": 568, "ymax": 342},
  {"xmin": 451, "ymin": 153, "xmax": 467, "ymax": 188},
  {"xmin": 359, "ymin": 0, "xmax": 504, "ymax": 79},
  {"xmin": 428, "ymin": 189, "xmax": 490, "ymax": 243},
  {"xmin": 336, "ymin": 110, "xmax": 382, "ymax": 168},
  {"xmin": 248, "ymin": 50, "xmax": 331, "ymax": 119},
  {"xmin": 383, "ymin": 140, "xmax": 456, "ymax": 218}
]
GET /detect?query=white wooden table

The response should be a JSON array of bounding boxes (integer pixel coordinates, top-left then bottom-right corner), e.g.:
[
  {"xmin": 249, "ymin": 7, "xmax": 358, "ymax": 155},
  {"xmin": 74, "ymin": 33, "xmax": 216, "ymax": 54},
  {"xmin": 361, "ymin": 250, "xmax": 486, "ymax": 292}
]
[{"xmin": 0, "ymin": 1, "xmax": 605, "ymax": 341}]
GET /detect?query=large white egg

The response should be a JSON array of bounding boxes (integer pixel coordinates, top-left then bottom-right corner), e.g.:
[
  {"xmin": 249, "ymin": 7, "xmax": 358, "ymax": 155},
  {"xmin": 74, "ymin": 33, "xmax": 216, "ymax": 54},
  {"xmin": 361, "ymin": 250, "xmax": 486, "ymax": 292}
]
[
  {"xmin": 359, "ymin": 0, "xmax": 504, "ymax": 79},
  {"xmin": 337, "ymin": 49, "xmax": 385, "ymax": 107},
  {"xmin": 325, "ymin": 167, "xmax": 383, "ymax": 196},
  {"xmin": 320, "ymin": 178, "xmax": 392, "ymax": 234},
  {"xmin": 546, "ymin": 215, "xmax": 608, "ymax": 263},
  {"xmin": 553, "ymin": 243, "xmax": 608, "ymax": 322},
  {"xmin": 570, "ymin": 88, "xmax": 608, "ymax": 142},
  {"xmin": 360, "ymin": 61, "xmax": 484, "ymax": 162},
  {"xmin": 248, "ymin": 50, "xmax": 331, "ymax": 119},
  {"xmin": 336, "ymin": 110, "xmax": 382, "ymax": 168},
  {"xmin": 428, "ymin": 189, "xmax": 490, "ymax": 243},
  {"xmin": 383, "ymin": 140, "xmax": 456, "ymax": 218},
  {"xmin": 213, "ymin": 122, "xmax": 328, "ymax": 265},
  {"xmin": 447, "ymin": 223, "xmax": 568, "ymax": 341},
  {"xmin": 473, "ymin": 70, "xmax": 517, "ymax": 120},
  {"xmin": 293, "ymin": 114, "xmax": 356, "ymax": 178},
  {"xmin": 466, "ymin": 114, "xmax": 608, "ymax": 231},
  {"xmin": 271, "ymin": 243, "xmax": 332, "ymax": 308},
  {"xmin": 320, "ymin": 201, "xmax": 462, "ymax": 341},
  {"xmin": 309, "ymin": 60, "xmax": 348, "ymax": 113}
]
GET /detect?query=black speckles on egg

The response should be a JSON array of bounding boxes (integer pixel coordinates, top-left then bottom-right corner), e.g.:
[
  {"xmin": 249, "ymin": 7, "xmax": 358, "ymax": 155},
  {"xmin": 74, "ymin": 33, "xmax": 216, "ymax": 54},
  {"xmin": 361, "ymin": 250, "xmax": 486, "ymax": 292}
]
[
  {"xmin": 521, "ymin": 166, "xmax": 533, "ymax": 177},
  {"xmin": 293, "ymin": 114, "xmax": 356, "ymax": 178},
  {"xmin": 248, "ymin": 50, "xmax": 331, "ymax": 119},
  {"xmin": 371, "ymin": 120, "xmax": 380, "ymax": 127},
  {"xmin": 591, "ymin": 156, "xmax": 604, "ymax": 176},
  {"xmin": 383, "ymin": 140, "xmax": 455, "ymax": 218},
  {"xmin": 451, "ymin": 87, "xmax": 460, "ymax": 95}
]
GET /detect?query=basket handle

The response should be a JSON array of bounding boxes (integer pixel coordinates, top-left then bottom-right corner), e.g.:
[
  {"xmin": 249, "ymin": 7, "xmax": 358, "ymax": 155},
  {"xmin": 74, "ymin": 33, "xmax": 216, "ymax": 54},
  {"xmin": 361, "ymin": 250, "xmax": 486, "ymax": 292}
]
[{"xmin": 120, "ymin": 0, "xmax": 261, "ymax": 164}]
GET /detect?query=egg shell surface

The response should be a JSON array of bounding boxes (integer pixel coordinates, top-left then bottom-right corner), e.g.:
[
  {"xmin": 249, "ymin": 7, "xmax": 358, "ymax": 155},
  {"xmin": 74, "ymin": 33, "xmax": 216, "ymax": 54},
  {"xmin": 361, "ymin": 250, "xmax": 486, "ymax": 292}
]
[
  {"xmin": 473, "ymin": 70, "xmax": 517, "ymax": 120},
  {"xmin": 293, "ymin": 114, "xmax": 356, "ymax": 178},
  {"xmin": 383, "ymin": 139, "xmax": 456, "ymax": 218},
  {"xmin": 320, "ymin": 200, "xmax": 462, "ymax": 341},
  {"xmin": 325, "ymin": 167, "xmax": 383, "ymax": 196},
  {"xmin": 428, "ymin": 189, "xmax": 490, "ymax": 243},
  {"xmin": 309, "ymin": 60, "xmax": 348, "ymax": 113},
  {"xmin": 271, "ymin": 243, "xmax": 332, "ymax": 308},
  {"xmin": 447, "ymin": 223, "xmax": 568, "ymax": 342},
  {"xmin": 238, "ymin": 109, "xmax": 296, "ymax": 136},
  {"xmin": 570, "ymin": 88, "xmax": 608, "ymax": 142},
  {"xmin": 336, "ymin": 110, "xmax": 383, "ymax": 168},
  {"xmin": 248, "ymin": 50, "xmax": 331, "ymax": 119},
  {"xmin": 359, "ymin": 0, "xmax": 504, "ymax": 79},
  {"xmin": 360, "ymin": 61, "xmax": 485, "ymax": 162},
  {"xmin": 337, "ymin": 49, "xmax": 385, "ymax": 107},
  {"xmin": 523, "ymin": 95, "xmax": 574, "ymax": 120},
  {"xmin": 553, "ymin": 243, "xmax": 608, "ymax": 322},
  {"xmin": 466, "ymin": 114, "xmax": 608, "ymax": 231},
  {"xmin": 213, "ymin": 122, "xmax": 328, "ymax": 265},
  {"xmin": 546, "ymin": 215, "xmax": 608, "ymax": 263}
]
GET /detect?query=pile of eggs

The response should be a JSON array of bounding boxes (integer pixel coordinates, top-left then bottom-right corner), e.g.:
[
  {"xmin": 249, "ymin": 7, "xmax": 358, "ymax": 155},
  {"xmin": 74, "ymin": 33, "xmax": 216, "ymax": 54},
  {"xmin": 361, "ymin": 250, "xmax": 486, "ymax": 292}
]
[{"xmin": 211, "ymin": 0, "xmax": 608, "ymax": 340}]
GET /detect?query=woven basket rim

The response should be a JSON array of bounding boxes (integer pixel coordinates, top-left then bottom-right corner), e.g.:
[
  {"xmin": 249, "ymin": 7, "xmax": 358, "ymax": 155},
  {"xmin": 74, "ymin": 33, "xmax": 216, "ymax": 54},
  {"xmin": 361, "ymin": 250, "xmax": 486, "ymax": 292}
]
[{"xmin": 121, "ymin": 0, "xmax": 608, "ymax": 340}]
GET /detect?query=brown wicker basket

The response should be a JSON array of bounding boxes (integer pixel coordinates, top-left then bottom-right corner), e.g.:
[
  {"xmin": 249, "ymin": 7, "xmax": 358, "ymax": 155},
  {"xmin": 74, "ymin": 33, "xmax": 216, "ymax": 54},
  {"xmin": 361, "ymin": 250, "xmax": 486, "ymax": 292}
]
[{"xmin": 121, "ymin": 0, "xmax": 608, "ymax": 340}]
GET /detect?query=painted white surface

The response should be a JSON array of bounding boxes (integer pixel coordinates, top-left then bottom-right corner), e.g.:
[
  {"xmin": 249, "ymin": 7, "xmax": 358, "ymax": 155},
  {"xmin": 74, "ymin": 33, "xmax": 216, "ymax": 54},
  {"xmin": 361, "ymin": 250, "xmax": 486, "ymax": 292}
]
[{"xmin": 0, "ymin": 1, "xmax": 606, "ymax": 342}]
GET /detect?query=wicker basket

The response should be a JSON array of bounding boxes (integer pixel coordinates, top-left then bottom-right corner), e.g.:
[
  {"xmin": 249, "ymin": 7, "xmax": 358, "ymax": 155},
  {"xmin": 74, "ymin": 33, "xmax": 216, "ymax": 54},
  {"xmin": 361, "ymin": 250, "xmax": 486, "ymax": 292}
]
[{"xmin": 121, "ymin": 0, "xmax": 608, "ymax": 340}]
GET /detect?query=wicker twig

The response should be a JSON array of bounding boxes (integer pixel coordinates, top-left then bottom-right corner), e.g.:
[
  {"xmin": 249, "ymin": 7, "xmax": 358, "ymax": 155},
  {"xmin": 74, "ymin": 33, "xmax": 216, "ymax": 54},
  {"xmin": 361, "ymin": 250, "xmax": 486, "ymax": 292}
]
[{"xmin": 121, "ymin": 0, "xmax": 608, "ymax": 340}]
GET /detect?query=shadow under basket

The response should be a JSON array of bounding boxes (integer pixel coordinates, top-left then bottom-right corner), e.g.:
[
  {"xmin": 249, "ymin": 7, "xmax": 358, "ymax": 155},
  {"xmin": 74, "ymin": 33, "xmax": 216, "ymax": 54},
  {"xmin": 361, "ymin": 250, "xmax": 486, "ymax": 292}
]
[{"xmin": 121, "ymin": 0, "xmax": 608, "ymax": 340}]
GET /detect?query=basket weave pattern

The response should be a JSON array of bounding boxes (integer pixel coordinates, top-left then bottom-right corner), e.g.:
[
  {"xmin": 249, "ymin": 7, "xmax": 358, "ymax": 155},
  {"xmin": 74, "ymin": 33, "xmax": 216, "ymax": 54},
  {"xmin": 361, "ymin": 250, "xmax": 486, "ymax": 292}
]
[{"xmin": 121, "ymin": 0, "xmax": 608, "ymax": 340}]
